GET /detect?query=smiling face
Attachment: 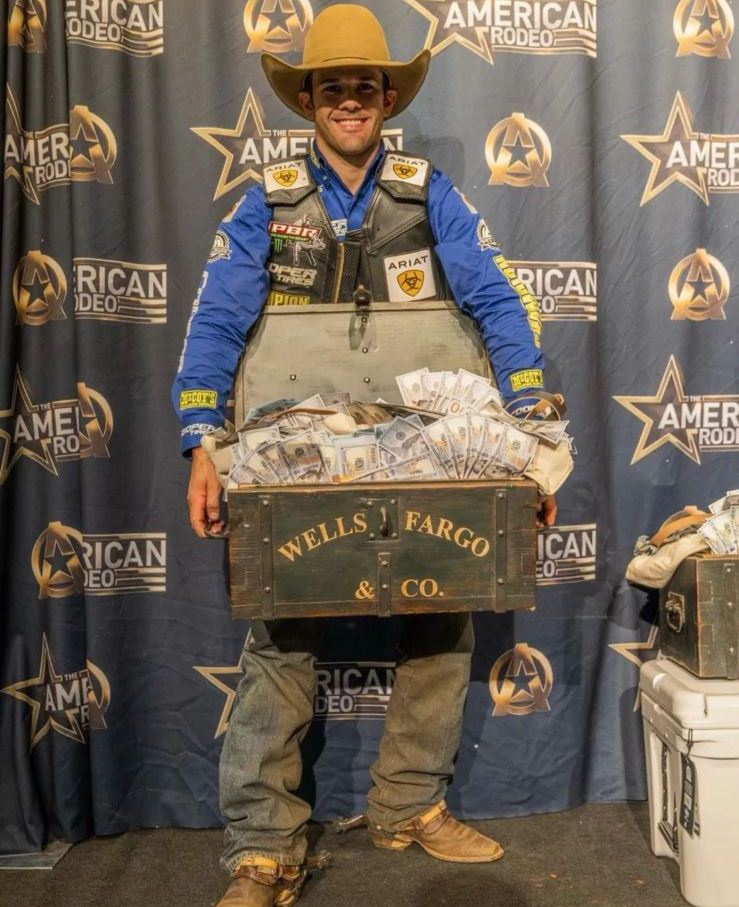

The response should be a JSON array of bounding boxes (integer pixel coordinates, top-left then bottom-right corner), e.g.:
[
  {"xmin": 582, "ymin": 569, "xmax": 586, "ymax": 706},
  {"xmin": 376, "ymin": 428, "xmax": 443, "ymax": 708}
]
[{"xmin": 297, "ymin": 66, "xmax": 398, "ymax": 162}]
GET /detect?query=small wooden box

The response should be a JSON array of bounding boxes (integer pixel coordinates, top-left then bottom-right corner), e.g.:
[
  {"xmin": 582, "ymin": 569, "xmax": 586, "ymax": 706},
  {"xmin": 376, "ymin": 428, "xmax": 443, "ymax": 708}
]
[
  {"xmin": 660, "ymin": 556, "xmax": 739, "ymax": 679},
  {"xmin": 228, "ymin": 479, "xmax": 538, "ymax": 620}
]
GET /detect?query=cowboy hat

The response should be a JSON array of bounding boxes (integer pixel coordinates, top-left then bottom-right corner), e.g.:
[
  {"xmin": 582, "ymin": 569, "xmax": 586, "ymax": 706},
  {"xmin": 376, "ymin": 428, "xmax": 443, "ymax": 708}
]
[{"xmin": 261, "ymin": 4, "xmax": 430, "ymax": 120}]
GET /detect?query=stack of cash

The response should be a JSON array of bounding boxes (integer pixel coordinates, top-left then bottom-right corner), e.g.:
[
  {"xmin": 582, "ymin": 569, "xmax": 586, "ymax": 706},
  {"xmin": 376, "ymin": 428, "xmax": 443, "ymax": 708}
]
[
  {"xmin": 699, "ymin": 490, "xmax": 739, "ymax": 554},
  {"xmin": 224, "ymin": 368, "xmax": 571, "ymax": 488}
]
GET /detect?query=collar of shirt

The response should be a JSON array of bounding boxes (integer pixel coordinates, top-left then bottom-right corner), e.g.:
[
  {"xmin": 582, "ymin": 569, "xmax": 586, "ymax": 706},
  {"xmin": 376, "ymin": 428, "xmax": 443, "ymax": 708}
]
[{"xmin": 307, "ymin": 139, "xmax": 385, "ymax": 238}]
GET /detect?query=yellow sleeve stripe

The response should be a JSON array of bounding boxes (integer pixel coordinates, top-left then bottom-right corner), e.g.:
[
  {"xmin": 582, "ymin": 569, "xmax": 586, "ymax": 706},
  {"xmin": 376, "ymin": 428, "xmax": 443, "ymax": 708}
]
[{"xmin": 493, "ymin": 254, "xmax": 542, "ymax": 348}]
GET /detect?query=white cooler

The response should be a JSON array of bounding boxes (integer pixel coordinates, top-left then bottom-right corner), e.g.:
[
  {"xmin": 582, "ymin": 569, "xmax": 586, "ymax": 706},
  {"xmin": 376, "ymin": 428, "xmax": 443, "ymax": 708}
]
[{"xmin": 640, "ymin": 659, "xmax": 739, "ymax": 907}]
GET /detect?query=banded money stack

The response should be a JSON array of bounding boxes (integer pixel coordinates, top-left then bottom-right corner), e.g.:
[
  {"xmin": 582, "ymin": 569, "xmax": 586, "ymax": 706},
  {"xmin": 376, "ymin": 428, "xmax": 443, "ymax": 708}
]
[{"xmin": 228, "ymin": 478, "xmax": 538, "ymax": 619}]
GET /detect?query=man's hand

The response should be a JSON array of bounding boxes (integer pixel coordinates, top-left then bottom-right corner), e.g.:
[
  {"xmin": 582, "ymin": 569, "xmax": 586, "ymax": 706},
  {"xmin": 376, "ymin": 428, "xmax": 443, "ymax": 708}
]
[
  {"xmin": 188, "ymin": 448, "xmax": 224, "ymax": 538},
  {"xmin": 536, "ymin": 494, "xmax": 557, "ymax": 530}
]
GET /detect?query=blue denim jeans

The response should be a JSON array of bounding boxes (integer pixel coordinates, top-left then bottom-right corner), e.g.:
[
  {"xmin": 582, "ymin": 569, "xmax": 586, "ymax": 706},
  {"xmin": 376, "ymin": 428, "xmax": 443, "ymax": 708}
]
[{"xmin": 218, "ymin": 612, "xmax": 474, "ymax": 873}]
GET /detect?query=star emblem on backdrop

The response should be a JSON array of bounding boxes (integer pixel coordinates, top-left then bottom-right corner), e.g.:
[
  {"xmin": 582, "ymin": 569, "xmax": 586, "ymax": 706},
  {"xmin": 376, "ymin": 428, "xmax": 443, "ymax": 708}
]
[
  {"xmin": 404, "ymin": 0, "xmax": 496, "ymax": 63},
  {"xmin": 1, "ymin": 635, "xmax": 98, "ymax": 748},
  {"xmin": 193, "ymin": 663, "xmax": 243, "ymax": 738},
  {"xmin": 621, "ymin": 92, "xmax": 710, "ymax": 205},
  {"xmin": 613, "ymin": 355, "xmax": 700, "ymax": 464},
  {"xmin": 0, "ymin": 367, "xmax": 58, "ymax": 484},
  {"xmin": 192, "ymin": 89, "xmax": 311, "ymax": 200},
  {"xmin": 609, "ymin": 623, "xmax": 661, "ymax": 711}
]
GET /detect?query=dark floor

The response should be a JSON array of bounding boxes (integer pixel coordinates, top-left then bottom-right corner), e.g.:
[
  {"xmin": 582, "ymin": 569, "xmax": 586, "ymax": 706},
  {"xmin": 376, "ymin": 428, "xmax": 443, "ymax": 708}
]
[{"xmin": 0, "ymin": 803, "xmax": 686, "ymax": 907}]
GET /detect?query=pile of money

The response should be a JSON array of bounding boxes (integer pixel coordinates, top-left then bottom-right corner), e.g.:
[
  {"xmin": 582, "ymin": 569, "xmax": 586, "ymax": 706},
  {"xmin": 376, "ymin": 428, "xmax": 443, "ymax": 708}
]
[
  {"xmin": 223, "ymin": 369, "xmax": 571, "ymax": 488},
  {"xmin": 699, "ymin": 490, "xmax": 739, "ymax": 554}
]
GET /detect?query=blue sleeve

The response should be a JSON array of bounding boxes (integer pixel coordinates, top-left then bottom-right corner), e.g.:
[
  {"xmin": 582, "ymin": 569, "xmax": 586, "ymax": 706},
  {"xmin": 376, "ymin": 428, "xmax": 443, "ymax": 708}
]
[
  {"xmin": 427, "ymin": 168, "xmax": 545, "ymax": 402},
  {"xmin": 171, "ymin": 186, "xmax": 271, "ymax": 455}
]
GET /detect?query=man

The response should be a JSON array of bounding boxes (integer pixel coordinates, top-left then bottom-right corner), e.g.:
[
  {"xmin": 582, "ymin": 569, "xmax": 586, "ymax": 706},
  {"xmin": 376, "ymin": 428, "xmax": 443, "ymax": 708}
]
[{"xmin": 173, "ymin": 5, "xmax": 556, "ymax": 905}]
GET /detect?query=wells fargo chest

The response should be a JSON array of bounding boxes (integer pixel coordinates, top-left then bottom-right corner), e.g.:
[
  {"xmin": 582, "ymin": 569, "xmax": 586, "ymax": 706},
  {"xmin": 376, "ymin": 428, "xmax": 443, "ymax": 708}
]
[
  {"xmin": 226, "ymin": 298, "xmax": 541, "ymax": 620},
  {"xmin": 660, "ymin": 555, "xmax": 739, "ymax": 679}
]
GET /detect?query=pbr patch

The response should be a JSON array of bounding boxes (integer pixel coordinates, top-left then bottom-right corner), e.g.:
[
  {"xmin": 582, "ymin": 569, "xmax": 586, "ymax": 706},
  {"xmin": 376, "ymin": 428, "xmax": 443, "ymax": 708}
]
[
  {"xmin": 477, "ymin": 219, "xmax": 498, "ymax": 251},
  {"xmin": 384, "ymin": 249, "xmax": 436, "ymax": 302},
  {"xmin": 509, "ymin": 369, "xmax": 544, "ymax": 392},
  {"xmin": 179, "ymin": 389, "xmax": 218, "ymax": 411},
  {"xmin": 380, "ymin": 154, "xmax": 429, "ymax": 187},
  {"xmin": 208, "ymin": 230, "xmax": 231, "ymax": 263},
  {"xmin": 264, "ymin": 159, "xmax": 310, "ymax": 193}
]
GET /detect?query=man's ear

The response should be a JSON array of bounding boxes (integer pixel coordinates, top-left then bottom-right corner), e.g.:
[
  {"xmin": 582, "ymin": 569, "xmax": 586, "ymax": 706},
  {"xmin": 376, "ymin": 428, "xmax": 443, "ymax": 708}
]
[
  {"xmin": 383, "ymin": 88, "xmax": 398, "ymax": 118},
  {"xmin": 298, "ymin": 90, "xmax": 315, "ymax": 119}
]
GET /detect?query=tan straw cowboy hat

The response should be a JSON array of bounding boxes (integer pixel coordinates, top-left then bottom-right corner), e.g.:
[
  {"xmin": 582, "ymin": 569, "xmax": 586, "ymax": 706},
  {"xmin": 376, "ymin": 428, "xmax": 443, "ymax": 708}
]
[{"xmin": 261, "ymin": 4, "xmax": 430, "ymax": 120}]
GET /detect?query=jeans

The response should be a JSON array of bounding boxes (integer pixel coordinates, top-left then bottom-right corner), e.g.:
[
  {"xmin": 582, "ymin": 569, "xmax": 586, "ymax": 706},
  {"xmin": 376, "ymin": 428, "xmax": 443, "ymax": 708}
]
[{"xmin": 219, "ymin": 612, "xmax": 474, "ymax": 873}]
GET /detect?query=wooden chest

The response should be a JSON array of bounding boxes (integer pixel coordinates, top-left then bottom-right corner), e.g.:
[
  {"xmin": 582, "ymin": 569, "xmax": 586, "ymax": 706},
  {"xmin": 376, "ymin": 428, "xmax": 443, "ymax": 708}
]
[
  {"xmin": 228, "ymin": 479, "xmax": 538, "ymax": 620},
  {"xmin": 660, "ymin": 556, "xmax": 739, "ymax": 679}
]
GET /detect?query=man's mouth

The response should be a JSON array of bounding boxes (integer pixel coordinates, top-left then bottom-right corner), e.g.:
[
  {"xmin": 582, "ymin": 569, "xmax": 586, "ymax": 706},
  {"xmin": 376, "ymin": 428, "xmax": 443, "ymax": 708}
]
[{"xmin": 333, "ymin": 117, "xmax": 369, "ymax": 132}]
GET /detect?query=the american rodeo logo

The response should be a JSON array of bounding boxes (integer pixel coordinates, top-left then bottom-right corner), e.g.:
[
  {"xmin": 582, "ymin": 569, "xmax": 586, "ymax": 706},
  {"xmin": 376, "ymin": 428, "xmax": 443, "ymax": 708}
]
[
  {"xmin": 537, "ymin": 523, "xmax": 597, "ymax": 584},
  {"xmin": 485, "ymin": 112, "xmax": 552, "ymax": 187},
  {"xmin": 65, "ymin": 0, "xmax": 164, "ymax": 56},
  {"xmin": 1, "ymin": 634, "xmax": 111, "ymax": 749},
  {"xmin": 511, "ymin": 259, "xmax": 597, "ymax": 322},
  {"xmin": 0, "ymin": 369, "xmax": 113, "ymax": 485},
  {"xmin": 243, "ymin": 0, "xmax": 313, "ymax": 53},
  {"xmin": 13, "ymin": 250, "xmax": 167, "ymax": 325},
  {"xmin": 673, "ymin": 0, "xmax": 734, "ymax": 58},
  {"xmin": 614, "ymin": 356, "xmax": 739, "ymax": 464},
  {"xmin": 31, "ymin": 521, "xmax": 167, "ymax": 598},
  {"xmin": 622, "ymin": 91, "xmax": 739, "ymax": 205},
  {"xmin": 488, "ymin": 643, "xmax": 554, "ymax": 716},
  {"xmin": 192, "ymin": 88, "xmax": 403, "ymax": 200},
  {"xmin": 4, "ymin": 87, "xmax": 117, "ymax": 204},
  {"xmin": 8, "ymin": 0, "xmax": 48, "ymax": 52},
  {"xmin": 405, "ymin": 0, "xmax": 596, "ymax": 63}
]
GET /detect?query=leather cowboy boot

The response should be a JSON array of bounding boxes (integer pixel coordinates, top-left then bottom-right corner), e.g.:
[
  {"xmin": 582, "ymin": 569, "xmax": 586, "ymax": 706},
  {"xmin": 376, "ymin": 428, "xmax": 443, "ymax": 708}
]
[
  {"xmin": 369, "ymin": 800, "xmax": 504, "ymax": 863},
  {"xmin": 216, "ymin": 856, "xmax": 307, "ymax": 907}
]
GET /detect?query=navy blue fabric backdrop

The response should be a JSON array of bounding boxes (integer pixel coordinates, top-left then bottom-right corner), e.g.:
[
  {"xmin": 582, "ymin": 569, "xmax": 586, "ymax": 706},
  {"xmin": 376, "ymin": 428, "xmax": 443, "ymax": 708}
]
[{"xmin": 1, "ymin": 0, "xmax": 738, "ymax": 852}]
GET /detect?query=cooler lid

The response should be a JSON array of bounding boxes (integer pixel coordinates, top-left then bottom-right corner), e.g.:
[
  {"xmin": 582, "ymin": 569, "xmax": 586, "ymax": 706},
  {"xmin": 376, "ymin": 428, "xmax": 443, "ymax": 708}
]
[{"xmin": 640, "ymin": 659, "xmax": 739, "ymax": 728}]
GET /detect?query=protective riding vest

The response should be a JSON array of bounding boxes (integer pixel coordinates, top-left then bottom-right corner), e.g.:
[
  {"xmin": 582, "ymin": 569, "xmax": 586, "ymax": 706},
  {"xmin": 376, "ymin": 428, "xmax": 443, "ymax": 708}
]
[{"xmin": 262, "ymin": 152, "xmax": 451, "ymax": 305}]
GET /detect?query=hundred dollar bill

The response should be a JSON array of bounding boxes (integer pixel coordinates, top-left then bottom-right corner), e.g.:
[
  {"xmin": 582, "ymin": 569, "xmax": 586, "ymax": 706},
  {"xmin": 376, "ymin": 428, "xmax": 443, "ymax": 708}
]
[
  {"xmin": 452, "ymin": 368, "xmax": 498, "ymax": 410},
  {"xmin": 709, "ymin": 496, "xmax": 728, "ymax": 515},
  {"xmin": 517, "ymin": 419, "xmax": 570, "ymax": 445},
  {"xmin": 444, "ymin": 414, "xmax": 472, "ymax": 476},
  {"xmin": 470, "ymin": 417, "xmax": 506, "ymax": 479},
  {"xmin": 391, "ymin": 453, "xmax": 442, "ymax": 481},
  {"xmin": 732, "ymin": 506, "xmax": 739, "ymax": 543},
  {"xmin": 230, "ymin": 447, "xmax": 280, "ymax": 486},
  {"xmin": 495, "ymin": 424, "xmax": 538, "ymax": 474},
  {"xmin": 334, "ymin": 434, "xmax": 380, "ymax": 480},
  {"xmin": 420, "ymin": 371, "xmax": 443, "ymax": 411},
  {"xmin": 377, "ymin": 417, "xmax": 428, "ymax": 462},
  {"xmin": 434, "ymin": 371, "xmax": 458, "ymax": 415},
  {"xmin": 698, "ymin": 519, "xmax": 727, "ymax": 554},
  {"xmin": 396, "ymin": 368, "xmax": 429, "ymax": 407},
  {"xmin": 708, "ymin": 511, "xmax": 738, "ymax": 554},
  {"xmin": 281, "ymin": 432, "xmax": 329, "ymax": 483},
  {"xmin": 256, "ymin": 441, "xmax": 293, "ymax": 484},
  {"xmin": 321, "ymin": 392, "xmax": 352, "ymax": 407},
  {"xmin": 423, "ymin": 419, "xmax": 457, "ymax": 478},
  {"xmin": 238, "ymin": 425, "xmax": 281, "ymax": 456}
]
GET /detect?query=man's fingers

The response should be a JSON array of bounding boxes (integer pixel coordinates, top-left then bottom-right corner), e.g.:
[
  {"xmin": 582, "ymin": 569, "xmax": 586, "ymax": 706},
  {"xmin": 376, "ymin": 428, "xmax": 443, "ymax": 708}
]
[{"xmin": 206, "ymin": 475, "xmax": 222, "ymax": 521}]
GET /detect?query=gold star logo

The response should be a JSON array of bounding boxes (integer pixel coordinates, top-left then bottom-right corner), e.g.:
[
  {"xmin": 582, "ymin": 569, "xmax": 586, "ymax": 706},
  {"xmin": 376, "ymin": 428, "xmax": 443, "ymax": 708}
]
[
  {"xmin": 609, "ymin": 623, "xmax": 660, "ymax": 711},
  {"xmin": 2, "ymin": 634, "xmax": 111, "ymax": 748},
  {"xmin": 0, "ymin": 367, "xmax": 59, "ymax": 483},
  {"xmin": 621, "ymin": 92, "xmax": 709, "ymax": 205},
  {"xmin": 192, "ymin": 88, "xmax": 283, "ymax": 200},
  {"xmin": 405, "ymin": 0, "xmax": 495, "ymax": 63},
  {"xmin": 8, "ymin": 0, "xmax": 48, "ymax": 52},
  {"xmin": 668, "ymin": 248, "xmax": 730, "ymax": 320},
  {"xmin": 193, "ymin": 662, "xmax": 243, "ymax": 738},
  {"xmin": 488, "ymin": 643, "xmax": 554, "ymax": 716},
  {"xmin": 674, "ymin": 0, "xmax": 734, "ymax": 58},
  {"xmin": 485, "ymin": 113, "xmax": 552, "ymax": 187},
  {"xmin": 613, "ymin": 355, "xmax": 701, "ymax": 464}
]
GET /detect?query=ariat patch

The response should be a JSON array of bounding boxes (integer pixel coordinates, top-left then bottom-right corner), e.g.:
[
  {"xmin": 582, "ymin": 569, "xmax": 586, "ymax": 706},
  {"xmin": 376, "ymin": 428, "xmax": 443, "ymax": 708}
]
[
  {"xmin": 510, "ymin": 369, "xmax": 544, "ymax": 392},
  {"xmin": 380, "ymin": 154, "xmax": 429, "ymax": 188},
  {"xmin": 264, "ymin": 159, "xmax": 310, "ymax": 193},
  {"xmin": 384, "ymin": 249, "xmax": 436, "ymax": 302},
  {"xmin": 208, "ymin": 230, "xmax": 231, "ymax": 263},
  {"xmin": 179, "ymin": 389, "xmax": 218, "ymax": 410}
]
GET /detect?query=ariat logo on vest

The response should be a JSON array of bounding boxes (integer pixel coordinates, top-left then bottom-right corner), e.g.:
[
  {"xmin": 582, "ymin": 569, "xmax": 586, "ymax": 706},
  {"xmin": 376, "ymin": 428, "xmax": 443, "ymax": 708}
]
[
  {"xmin": 274, "ymin": 167, "xmax": 298, "ymax": 186},
  {"xmin": 384, "ymin": 250, "xmax": 436, "ymax": 302},
  {"xmin": 398, "ymin": 269, "xmax": 425, "ymax": 297},
  {"xmin": 393, "ymin": 163, "xmax": 417, "ymax": 180}
]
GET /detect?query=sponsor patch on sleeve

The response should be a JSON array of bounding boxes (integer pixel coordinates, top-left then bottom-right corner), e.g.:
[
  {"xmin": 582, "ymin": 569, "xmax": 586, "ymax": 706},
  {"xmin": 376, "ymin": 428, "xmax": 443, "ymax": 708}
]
[
  {"xmin": 179, "ymin": 389, "xmax": 218, "ymax": 411},
  {"xmin": 477, "ymin": 218, "xmax": 498, "ymax": 250},
  {"xmin": 509, "ymin": 369, "xmax": 544, "ymax": 392},
  {"xmin": 208, "ymin": 229, "xmax": 231, "ymax": 263},
  {"xmin": 494, "ymin": 253, "xmax": 542, "ymax": 348}
]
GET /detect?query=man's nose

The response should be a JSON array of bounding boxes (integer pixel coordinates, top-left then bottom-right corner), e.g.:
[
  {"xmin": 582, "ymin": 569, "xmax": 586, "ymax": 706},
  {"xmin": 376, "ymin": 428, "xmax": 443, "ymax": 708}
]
[{"xmin": 337, "ymin": 93, "xmax": 362, "ymax": 109}]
